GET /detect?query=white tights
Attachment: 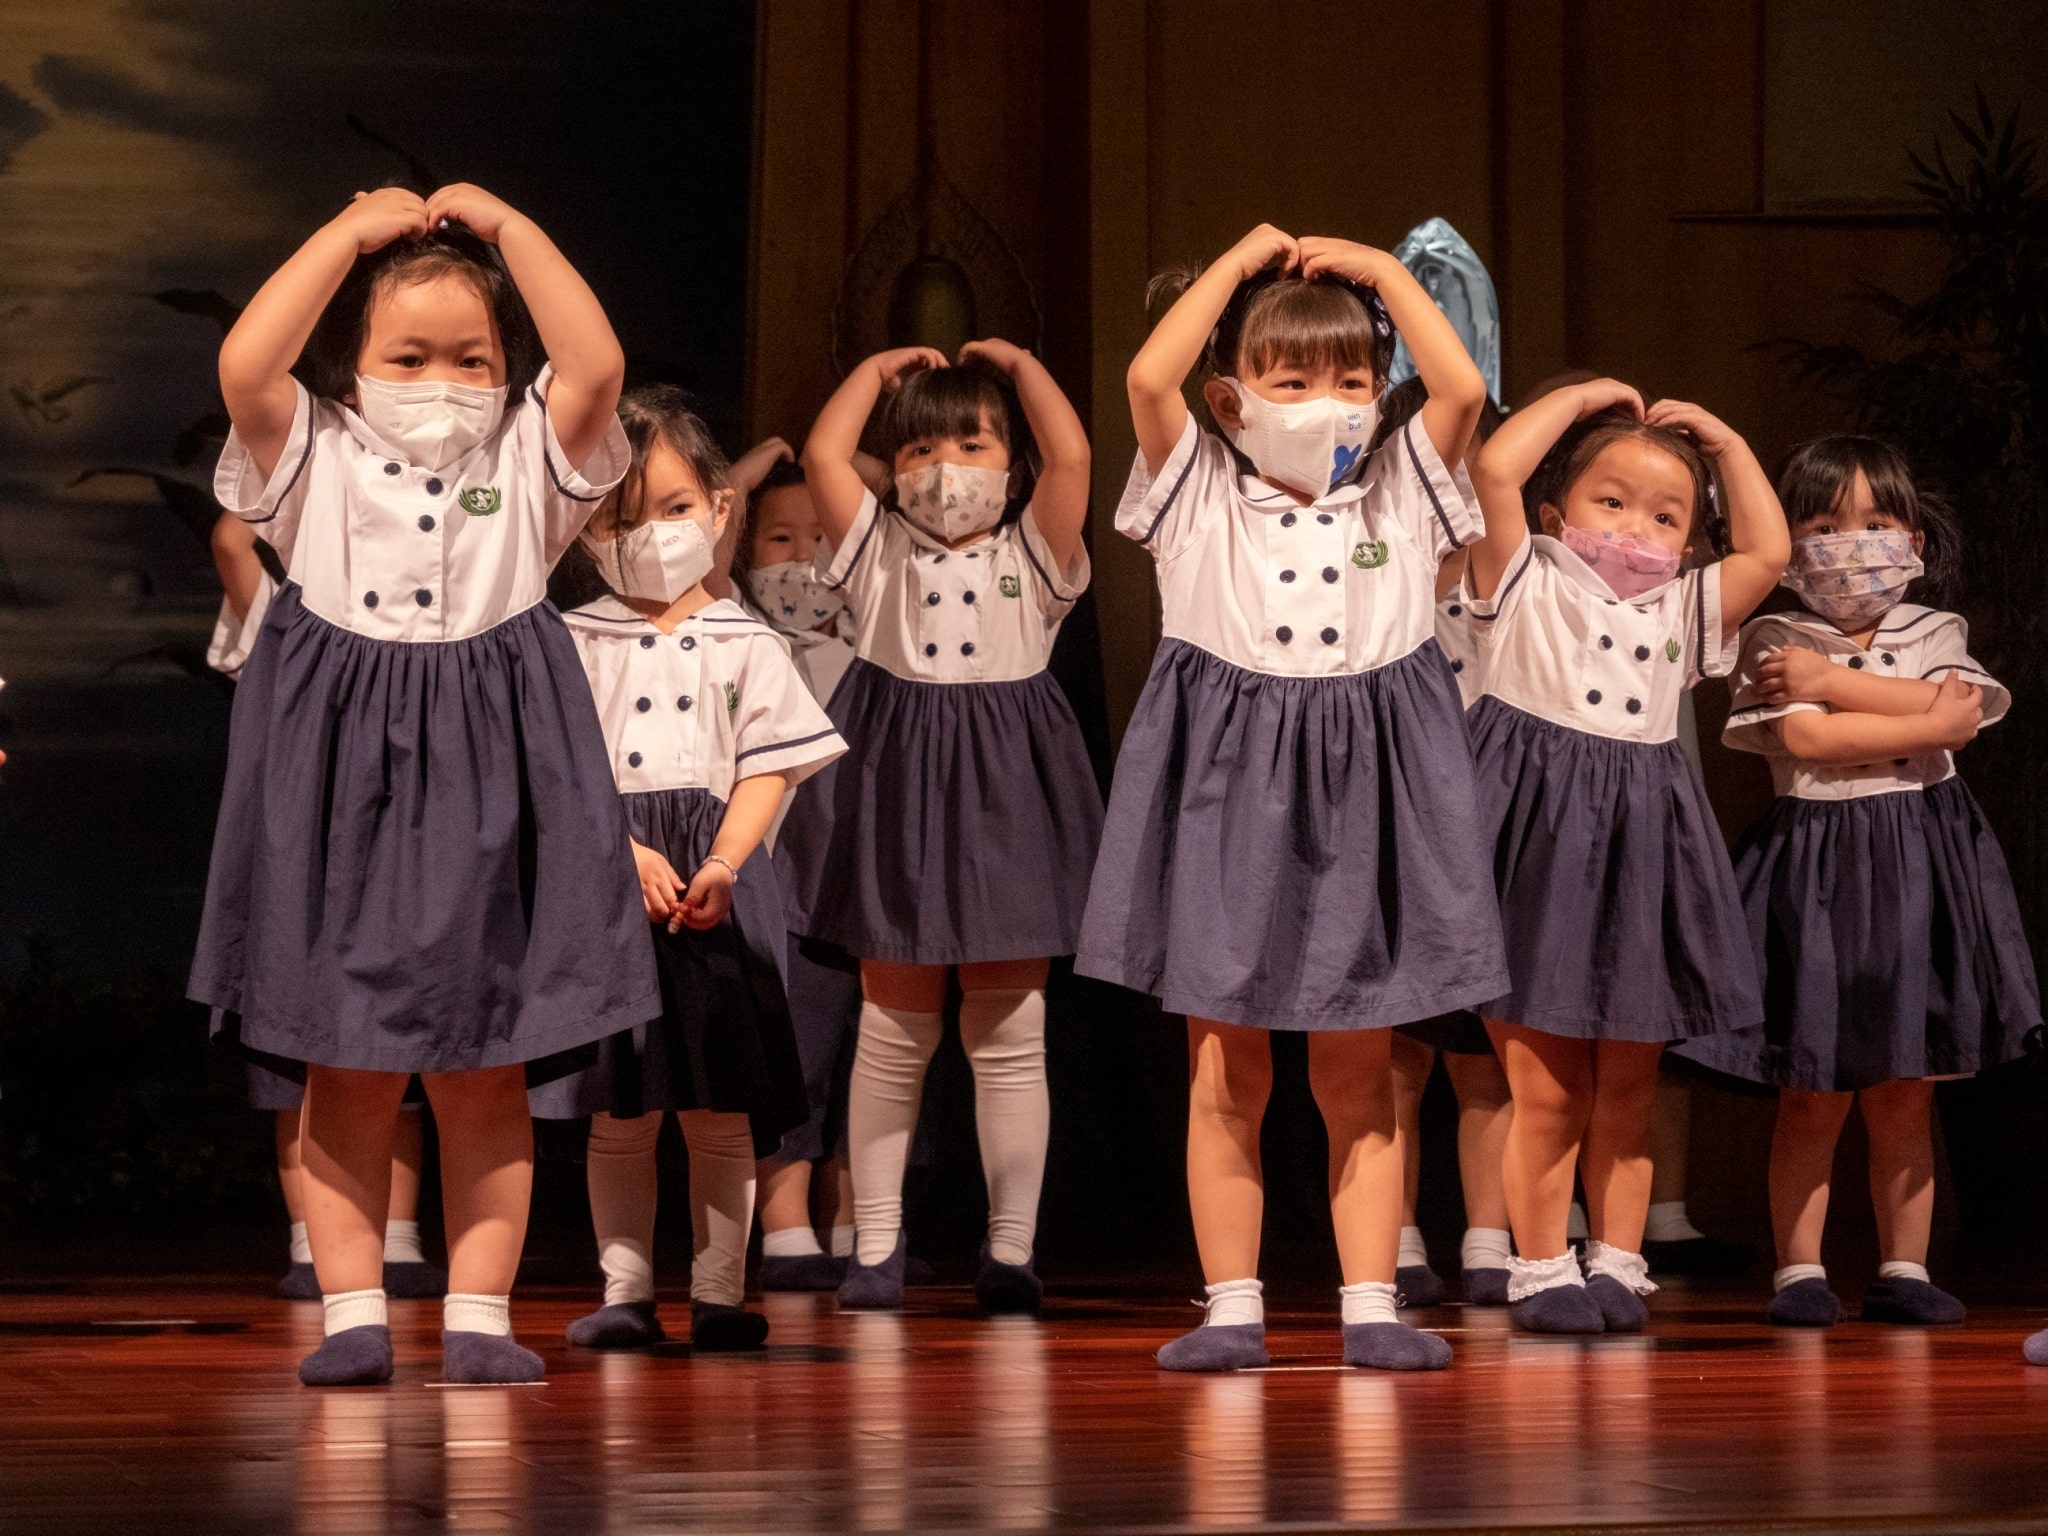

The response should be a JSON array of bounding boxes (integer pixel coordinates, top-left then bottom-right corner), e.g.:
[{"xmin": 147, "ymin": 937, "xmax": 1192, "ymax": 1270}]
[{"xmin": 585, "ymin": 1109, "xmax": 756, "ymax": 1308}]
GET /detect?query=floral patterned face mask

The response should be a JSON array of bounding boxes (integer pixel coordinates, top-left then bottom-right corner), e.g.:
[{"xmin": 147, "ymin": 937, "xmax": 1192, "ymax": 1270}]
[
  {"xmin": 1781, "ymin": 530, "xmax": 1922, "ymax": 629},
  {"xmin": 894, "ymin": 462, "xmax": 1011, "ymax": 542},
  {"xmin": 746, "ymin": 560, "xmax": 846, "ymax": 634},
  {"xmin": 1558, "ymin": 523, "xmax": 1682, "ymax": 600}
]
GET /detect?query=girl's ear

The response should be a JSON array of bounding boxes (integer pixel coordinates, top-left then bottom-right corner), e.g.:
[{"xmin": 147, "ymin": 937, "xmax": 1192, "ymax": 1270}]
[
  {"xmin": 1203, "ymin": 376, "xmax": 1245, "ymax": 433},
  {"xmin": 1911, "ymin": 528, "xmax": 1925, "ymax": 557},
  {"xmin": 1537, "ymin": 501, "xmax": 1565, "ymax": 538},
  {"xmin": 710, "ymin": 488, "xmax": 735, "ymax": 540}
]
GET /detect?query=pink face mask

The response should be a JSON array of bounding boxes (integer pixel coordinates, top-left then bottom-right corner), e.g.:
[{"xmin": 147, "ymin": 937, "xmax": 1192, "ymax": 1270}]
[{"xmin": 1558, "ymin": 523, "xmax": 1682, "ymax": 600}]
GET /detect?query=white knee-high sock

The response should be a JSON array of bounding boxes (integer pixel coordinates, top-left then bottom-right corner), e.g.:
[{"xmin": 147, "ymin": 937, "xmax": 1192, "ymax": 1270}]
[
  {"xmin": 678, "ymin": 1111, "xmax": 756, "ymax": 1307},
  {"xmin": 958, "ymin": 987, "xmax": 1048, "ymax": 1267},
  {"xmin": 586, "ymin": 1112, "xmax": 661, "ymax": 1306},
  {"xmin": 848, "ymin": 1001, "xmax": 944, "ymax": 1266}
]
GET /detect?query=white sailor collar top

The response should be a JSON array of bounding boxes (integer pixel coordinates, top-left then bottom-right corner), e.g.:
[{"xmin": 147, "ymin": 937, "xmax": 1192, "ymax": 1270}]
[
  {"xmin": 1116, "ymin": 412, "xmax": 1482, "ymax": 678},
  {"xmin": 820, "ymin": 490, "xmax": 1087, "ymax": 685},
  {"xmin": 1434, "ymin": 594, "xmax": 1489, "ymax": 708},
  {"xmin": 1721, "ymin": 604, "xmax": 2005, "ymax": 801},
  {"xmin": 206, "ymin": 573, "xmax": 277, "ymax": 682},
  {"xmin": 213, "ymin": 364, "xmax": 630, "ymax": 644},
  {"xmin": 562, "ymin": 595, "xmax": 845, "ymax": 802},
  {"xmin": 1464, "ymin": 534, "xmax": 1735, "ymax": 745}
]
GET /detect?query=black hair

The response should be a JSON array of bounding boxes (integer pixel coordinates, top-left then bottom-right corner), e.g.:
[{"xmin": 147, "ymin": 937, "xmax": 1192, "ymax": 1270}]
[
  {"xmin": 1533, "ymin": 405, "xmax": 1728, "ymax": 562},
  {"xmin": 873, "ymin": 356, "xmax": 1036, "ymax": 524},
  {"xmin": 1145, "ymin": 265, "xmax": 1396, "ymax": 385},
  {"xmin": 297, "ymin": 217, "xmax": 543, "ymax": 402},
  {"xmin": 1777, "ymin": 434, "xmax": 1962, "ymax": 606},
  {"xmin": 729, "ymin": 456, "xmax": 813, "ymax": 620}
]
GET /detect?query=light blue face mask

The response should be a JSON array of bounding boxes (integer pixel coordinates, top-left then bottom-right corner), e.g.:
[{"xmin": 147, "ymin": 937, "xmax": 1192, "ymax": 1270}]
[{"xmin": 1384, "ymin": 217, "xmax": 1502, "ymax": 403}]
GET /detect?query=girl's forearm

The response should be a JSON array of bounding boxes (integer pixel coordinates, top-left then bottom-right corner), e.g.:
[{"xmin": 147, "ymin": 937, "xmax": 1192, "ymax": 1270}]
[
  {"xmin": 218, "ymin": 224, "xmax": 357, "ymax": 411},
  {"xmin": 1014, "ymin": 354, "xmax": 1089, "ymax": 472},
  {"xmin": 712, "ymin": 773, "xmax": 790, "ymax": 867},
  {"xmin": 1372, "ymin": 261, "xmax": 1485, "ymax": 412},
  {"xmin": 495, "ymin": 215, "xmax": 623, "ymax": 397},
  {"xmin": 1128, "ymin": 261, "xmax": 1237, "ymax": 404},
  {"xmin": 1777, "ymin": 709, "xmax": 1953, "ymax": 765},
  {"xmin": 1715, "ymin": 440, "xmax": 1791, "ymax": 568},
  {"xmin": 1811, "ymin": 668, "xmax": 1940, "ymax": 716}
]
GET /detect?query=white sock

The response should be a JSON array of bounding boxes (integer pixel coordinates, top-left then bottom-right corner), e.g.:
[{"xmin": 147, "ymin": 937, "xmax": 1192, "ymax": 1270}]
[
  {"xmin": 1566, "ymin": 1201, "xmax": 1589, "ymax": 1241},
  {"xmin": 1203, "ymin": 1278, "xmax": 1263, "ymax": 1328},
  {"xmin": 1505, "ymin": 1252, "xmax": 1584, "ymax": 1302},
  {"xmin": 848, "ymin": 1002, "xmax": 943, "ymax": 1265},
  {"xmin": 444, "ymin": 1293, "xmax": 511, "ymax": 1336},
  {"xmin": 1774, "ymin": 1263, "xmax": 1828, "ymax": 1292},
  {"xmin": 587, "ymin": 1112, "xmax": 661, "ymax": 1306},
  {"xmin": 1340, "ymin": 1280, "xmax": 1399, "ymax": 1327},
  {"xmin": 1644, "ymin": 1200, "xmax": 1706, "ymax": 1243},
  {"xmin": 382, "ymin": 1219, "xmax": 424, "ymax": 1265},
  {"xmin": 959, "ymin": 987, "xmax": 1049, "ymax": 1267},
  {"xmin": 1584, "ymin": 1239, "xmax": 1658, "ymax": 1295},
  {"xmin": 1879, "ymin": 1260, "xmax": 1931, "ymax": 1284},
  {"xmin": 680, "ymin": 1111, "xmax": 756, "ymax": 1307},
  {"xmin": 1461, "ymin": 1227, "xmax": 1513, "ymax": 1270},
  {"xmin": 1397, "ymin": 1225, "xmax": 1429, "ymax": 1269},
  {"xmin": 323, "ymin": 1287, "xmax": 386, "ymax": 1335},
  {"xmin": 829, "ymin": 1224, "xmax": 856, "ymax": 1259},
  {"xmin": 288, "ymin": 1220, "xmax": 313, "ymax": 1266},
  {"xmin": 762, "ymin": 1226, "xmax": 823, "ymax": 1259}
]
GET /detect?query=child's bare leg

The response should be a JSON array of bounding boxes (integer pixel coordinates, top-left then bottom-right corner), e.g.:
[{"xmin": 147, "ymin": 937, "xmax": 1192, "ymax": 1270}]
[
  {"xmin": 1389, "ymin": 1032, "xmax": 1433, "ymax": 1228},
  {"xmin": 301, "ymin": 1066, "xmax": 407, "ymax": 1295},
  {"xmin": 1579, "ymin": 1040, "xmax": 1665, "ymax": 1253},
  {"xmin": 1186, "ymin": 1018, "xmax": 1273, "ymax": 1284},
  {"xmin": 276, "ymin": 1108, "xmax": 307, "ymax": 1223},
  {"xmin": 1488, "ymin": 1023, "xmax": 1593, "ymax": 1260},
  {"xmin": 422, "ymin": 1066, "xmax": 534, "ymax": 1297},
  {"xmin": 1444, "ymin": 1051, "xmax": 1513, "ymax": 1232},
  {"xmin": 389, "ymin": 1107, "xmax": 423, "ymax": 1223},
  {"xmin": 1762, "ymin": 1087, "xmax": 1852, "ymax": 1327},
  {"xmin": 757, "ymin": 1157, "xmax": 815, "ymax": 1235}
]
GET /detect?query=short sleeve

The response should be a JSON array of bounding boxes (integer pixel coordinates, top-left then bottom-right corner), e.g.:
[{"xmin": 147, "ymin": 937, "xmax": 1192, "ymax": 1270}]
[
  {"xmin": 1381, "ymin": 415, "xmax": 1484, "ymax": 560},
  {"xmin": 1918, "ymin": 613, "xmax": 2010, "ymax": 727},
  {"xmin": 214, "ymin": 380, "xmax": 316, "ymax": 558},
  {"xmin": 1721, "ymin": 620, "xmax": 1822, "ymax": 757},
  {"xmin": 1016, "ymin": 504, "xmax": 1090, "ymax": 618},
  {"xmin": 1679, "ymin": 563, "xmax": 1738, "ymax": 688},
  {"xmin": 522, "ymin": 364, "xmax": 631, "ymax": 561},
  {"xmin": 205, "ymin": 574, "xmax": 276, "ymax": 681},
  {"xmin": 728, "ymin": 637, "xmax": 846, "ymax": 788},
  {"xmin": 1460, "ymin": 531, "xmax": 1536, "ymax": 623},
  {"xmin": 1114, "ymin": 413, "xmax": 1233, "ymax": 563},
  {"xmin": 818, "ymin": 489, "xmax": 896, "ymax": 620}
]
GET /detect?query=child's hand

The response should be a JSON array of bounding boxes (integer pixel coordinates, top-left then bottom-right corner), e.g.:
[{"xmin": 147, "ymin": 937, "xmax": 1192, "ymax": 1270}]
[
  {"xmin": 1927, "ymin": 669, "xmax": 1984, "ymax": 751},
  {"xmin": 677, "ymin": 859, "xmax": 735, "ymax": 932},
  {"xmin": 631, "ymin": 841, "xmax": 684, "ymax": 925},
  {"xmin": 1296, "ymin": 237, "xmax": 1393, "ymax": 288},
  {"xmin": 1223, "ymin": 224, "xmax": 1299, "ymax": 281},
  {"xmin": 958, "ymin": 338, "xmax": 1031, "ymax": 374},
  {"xmin": 731, "ymin": 436, "xmax": 795, "ymax": 493},
  {"xmin": 337, "ymin": 187, "xmax": 430, "ymax": 253},
  {"xmin": 1755, "ymin": 645, "xmax": 1839, "ymax": 705},
  {"xmin": 1572, "ymin": 378, "xmax": 1645, "ymax": 421},
  {"xmin": 869, "ymin": 347, "xmax": 948, "ymax": 391},
  {"xmin": 423, "ymin": 183, "xmax": 523, "ymax": 243},
  {"xmin": 1646, "ymin": 398, "xmax": 1740, "ymax": 458}
]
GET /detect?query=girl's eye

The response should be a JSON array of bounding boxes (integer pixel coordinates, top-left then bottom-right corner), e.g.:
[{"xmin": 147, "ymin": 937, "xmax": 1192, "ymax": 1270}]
[
  {"xmin": 1655, "ymin": 513, "xmax": 1675, "ymax": 526},
  {"xmin": 1602, "ymin": 497, "xmax": 1623, "ymax": 510},
  {"xmin": 396, "ymin": 354, "xmax": 423, "ymax": 368},
  {"xmin": 461, "ymin": 357, "xmax": 488, "ymax": 369}
]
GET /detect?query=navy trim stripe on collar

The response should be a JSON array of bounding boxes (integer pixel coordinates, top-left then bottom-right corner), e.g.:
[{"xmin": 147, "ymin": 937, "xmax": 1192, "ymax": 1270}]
[
  {"xmin": 1403, "ymin": 418, "xmax": 1462, "ymax": 549},
  {"xmin": 824, "ymin": 503, "xmax": 882, "ymax": 592},
  {"xmin": 1919, "ymin": 664, "xmax": 1994, "ymax": 682},
  {"xmin": 1878, "ymin": 608, "xmax": 1946, "ymax": 639},
  {"xmin": 735, "ymin": 726, "xmax": 840, "ymax": 764},
  {"xmin": 1136, "ymin": 439, "xmax": 1200, "ymax": 546},
  {"xmin": 1018, "ymin": 524, "xmax": 1070, "ymax": 602}
]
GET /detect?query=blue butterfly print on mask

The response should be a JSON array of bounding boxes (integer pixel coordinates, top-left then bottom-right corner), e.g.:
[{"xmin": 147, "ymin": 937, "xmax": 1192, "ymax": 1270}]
[{"xmin": 1331, "ymin": 442, "xmax": 1363, "ymax": 484}]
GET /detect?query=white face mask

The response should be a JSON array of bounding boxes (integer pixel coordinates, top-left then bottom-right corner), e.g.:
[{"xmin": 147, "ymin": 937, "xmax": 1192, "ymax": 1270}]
[
  {"xmin": 582, "ymin": 516, "xmax": 715, "ymax": 604},
  {"xmin": 747, "ymin": 560, "xmax": 846, "ymax": 634},
  {"xmin": 353, "ymin": 375, "xmax": 507, "ymax": 471},
  {"xmin": 1221, "ymin": 380, "xmax": 1378, "ymax": 497},
  {"xmin": 893, "ymin": 462, "xmax": 1011, "ymax": 543}
]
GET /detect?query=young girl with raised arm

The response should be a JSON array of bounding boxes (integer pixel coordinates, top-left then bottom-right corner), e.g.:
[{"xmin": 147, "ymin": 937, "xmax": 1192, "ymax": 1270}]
[
  {"xmin": 191, "ymin": 184, "xmax": 652, "ymax": 1385},
  {"xmin": 1677, "ymin": 436, "xmax": 2038, "ymax": 1331},
  {"xmin": 1463, "ymin": 380, "xmax": 1787, "ymax": 1334},
  {"xmin": 1078, "ymin": 226, "xmax": 1506, "ymax": 1372},
  {"xmin": 530, "ymin": 390, "xmax": 844, "ymax": 1351},
  {"xmin": 782, "ymin": 341, "xmax": 1101, "ymax": 1314}
]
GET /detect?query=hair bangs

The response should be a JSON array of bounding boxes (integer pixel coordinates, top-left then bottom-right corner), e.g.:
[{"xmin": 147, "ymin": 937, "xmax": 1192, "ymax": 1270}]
[
  {"xmin": 1235, "ymin": 279, "xmax": 1383, "ymax": 380},
  {"xmin": 1539, "ymin": 407, "xmax": 1725, "ymax": 558},
  {"xmin": 876, "ymin": 358, "xmax": 1024, "ymax": 461}
]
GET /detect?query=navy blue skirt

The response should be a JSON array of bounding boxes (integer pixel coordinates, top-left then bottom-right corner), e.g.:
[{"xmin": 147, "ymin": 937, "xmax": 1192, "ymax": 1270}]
[
  {"xmin": 1398, "ymin": 1011, "xmax": 1495, "ymax": 1055},
  {"xmin": 778, "ymin": 659, "xmax": 1104, "ymax": 965},
  {"xmin": 529, "ymin": 789, "xmax": 808, "ymax": 1150},
  {"xmin": 1925, "ymin": 774, "xmax": 2041, "ymax": 1072},
  {"xmin": 1469, "ymin": 698, "xmax": 1760, "ymax": 1043},
  {"xmin": 1076, "ymin": 638, "xmax": 1508, "ymax": 1031},
  {"xmin": 191, "ymin": 584, "xmax": 657, "ymax": 1081}
]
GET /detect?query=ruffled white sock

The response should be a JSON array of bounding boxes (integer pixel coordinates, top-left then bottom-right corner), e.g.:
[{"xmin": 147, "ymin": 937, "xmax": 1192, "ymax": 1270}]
[
  {"xmin": 1202, "ymin": 1278, "xmax": 1263, "ymax": 1328},
  {"xmin": 1506, "ymin": 1252, "xmax": 1584, "ymax": 1302},
  {"xmin": 1584, "ymin": 1239, "xmax": 1658, "ymax": 1296},
  {"xmin": 323, "ymin": 1288, "xmax": 386, "ymax": 1335}
]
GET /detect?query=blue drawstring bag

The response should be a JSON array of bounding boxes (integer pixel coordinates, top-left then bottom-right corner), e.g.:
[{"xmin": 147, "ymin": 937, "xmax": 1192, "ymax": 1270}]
[{"xmin": 1385, "ymin": 217, "xmax": 1501, "ymax": 402}]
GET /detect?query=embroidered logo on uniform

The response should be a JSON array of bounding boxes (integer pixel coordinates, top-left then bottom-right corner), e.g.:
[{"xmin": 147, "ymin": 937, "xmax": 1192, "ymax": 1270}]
[
  {"xmin": 999, "ymin": 574, "xmax": 1022, "ymax": 598},
  {"xmin": 459, "ymin": 487, "xmax": 503, "ymax": 517},
  {"xmin": 724, "ymin": 681, "xmax": 739, "ymax": 714},
  {"xmin": 1665, "ymin": 639, "xmax": 1681, "ymax": 663},
  {"xmin": 1351, "ymin": 540, "xmax": 1390, "ymax": 570}
]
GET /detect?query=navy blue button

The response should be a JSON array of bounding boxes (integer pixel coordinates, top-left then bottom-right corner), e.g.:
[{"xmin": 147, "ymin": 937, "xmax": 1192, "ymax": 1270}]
[
  {"xmin": 425, "ymin": 478, "xmax": 443, "ymax": 496},
  {"xmin": 926, "ymin": 591, "xmax": 941, "ymax": 606},
  {"xmin": 1280, "ymin": 512, "xmax": 1297, "ymax": 527},
  {"xmin": 1276, "ymin": 626, "xmax": 1293, "ymax": 644},
  {"xmin": 415, "ymin": 589, "xmax": 432, "ymax": 607},
  {"xmin": 1279, "ymin": 569, "xmax": 1296, "ymax": 583},
  {"xmin": 1635, "ymin": 645, "xmax": 1650, "ymax": 661},
  {"xmin": 627, "ymin": 751, "xmax": 643, "ymax": 768},
  {"xmin": 1587, "ymin": 689, "xmax": 1602, "ymax": 704},
  {"xmin": 932, "ymin": 552, "xmax": 946, "ymax": 563},
  {"xmin": 1605, "ymin": 598, "xmax": 1617, "ymax": 606},
  {"xmin": 635, "ymin": 697, "xmax": 651, "ymax": 713},
  {"xmin": 1894, "ymin": 757, "xmax": 1908, "ymax": 766},
  {"xmin": 678, "ymin": 696, "xmax": 692, "ymax": 711},
  {"xmin": 363, "ymin": 591, "xmax": 379, "ymax": 608},
  {"xmin": 418, "ymin": 514, "xmax": 436, "ymax": 532},
  {"xmin": 1450, "ymin": 659, "xmax": 1464, "ymax": 673},
  {"xmin": 1849, "ymin": 655, "xmax": 1865, "ymax": 669},
  {"xmin": 963, "ymin": 590, "xmax": 976, "ymax": 604},
  {"xmin": 965, "ymin": 551, "xmax": 980, "ymax": 559},
  {"xmin": 680, "ymin": 636, "xmax": 696, "ymax": 650},
  {"xmin": 639, "ymin": 636, "xmax": 656, "ymax": 649},
  {"xmin": 924, "ymin": 643, "xmax": 938, "ymax": 657},
  {"xmin": 1322, "ymin": 567, "xmax": 1339, "ymax": 583},
  {"xmin": 1317, "ymin": 513, "xmax": 1333, "ymax": 525},
  {"xmin": 1321, "ymin": 627, "xmax": 1339, "ymax": 644},
  {"xmin": 1600, "ymin": 635, "xmax": 1613, "ymax": 649},
  {"xmin": 383, "ymin": 462, "xmax": 401, "ymax": 476},
  {"xmin": 1626, "ymin": 697, "xmax": 1642, "ymax": 714},
  {"xmin": 1448, "ymin": 603, "xmax": 1463, "ymax": 617},
  {"xmin": 960, "ymin": 642, "xmax": 975, "ymax": 656},
  {"xmin": 1881, "ymin": 653, "xmax": 1896, "ymax": 665}
]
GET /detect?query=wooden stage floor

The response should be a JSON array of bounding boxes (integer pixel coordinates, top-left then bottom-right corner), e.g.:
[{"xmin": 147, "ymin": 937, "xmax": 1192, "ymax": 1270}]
[{"xmin": 7, "ymin": 1276, "xmax": 2048, "ymax": 1535}]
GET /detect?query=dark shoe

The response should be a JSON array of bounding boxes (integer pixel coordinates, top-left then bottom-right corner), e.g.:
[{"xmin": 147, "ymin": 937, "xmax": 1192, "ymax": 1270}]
[
  {"xmin": 298, "ymin": 1324, "xmax": 394, "ymax": 1387},
  {"xmin": 837, "ymin": 1232, "xmax": 907, "ymax": 1310},
  {"xmin": 904, "ymin": 1254, "xmax": 938, "ymax": 1287},
  {"xmin": 1860, "ymin": 1275, "xmax": 1966, "ymax": 1325},
  {"xmin": 974, "ymin": 1245, "xmax": 1044, "ymax": 1316},
  {"xmin": 275, "ymin": 1262, "xmax": 321, "ymax": 1301},
  {"xmin": 565, "ymin": 1299, "xmax": 665, "ymax": 1349},
  {"xmin": 1765, "ymin": 1277, "xmax": 1844, "ymax": 1328},
  {"xmin": 1342, "ymin": 1321, "xmax": 1452, "ymax": 1371},
  {"xmin": 690, "ymin": 1301, "xmax": 769, "ymax": 1351},
  {"xmin": 441, "ymin": 1330, "xmax": 545, "ymax": 1383},
  {"xmin": 759, "ymin": 1252, "xmax": 847, "ymax": 1292},
  {"xmin": 2024, "ymin": 1327, "xmax": 2048, "ymax": 1366},
  {"xmin": 1644, "ymin": 1234, "xmax": 1756, "ymax": 1277},
  {"xmin": 1461, "ymin": 1267, "xmax": 1510, "ymax": 1306},
  {"xmin": 1584, "ymin": 1273, "xmax": 1648, "ymax": 1333},
  {"xmin": 1395, "ymin": 1263, "xmax": 1447, "ymax": 1309},
  {"xmin": 382, "ymin": 1260, "xmax": 446, "ymax": 1299},
  {"xmin": 1156, "ymin": 1323, "xmax": 1268, "ymax": 1372},
  {"xmin": 1509, "ymin": 1282, "xmax": 1605, "ymax": 1335}
]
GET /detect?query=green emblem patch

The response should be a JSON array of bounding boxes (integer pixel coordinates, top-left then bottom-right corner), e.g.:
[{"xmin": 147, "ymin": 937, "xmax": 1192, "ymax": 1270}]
[
  {"xmin": 999, "ymin": 574, "xmax": 1022, "ymax": 599},
  {"xmin": 459, "ymin": 486, "xmax": 503, "ymax": 517},
  {"xmin": 724, "ymin": 681, "xmax": 739, "ymax": 714},
  {"xmin": 1665, "ymin": 639, "xmax": 1681, "ymax": 663},
  {"xmin": 1351, "ymin": 540, "xmax": 1390, "ymax": 570}
]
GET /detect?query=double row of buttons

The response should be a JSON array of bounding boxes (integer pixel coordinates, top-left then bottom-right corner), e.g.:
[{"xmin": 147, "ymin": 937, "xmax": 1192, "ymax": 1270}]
[{"xmin": 1275, "ymin": 626, "xmax": 1341, "ymax": 646}]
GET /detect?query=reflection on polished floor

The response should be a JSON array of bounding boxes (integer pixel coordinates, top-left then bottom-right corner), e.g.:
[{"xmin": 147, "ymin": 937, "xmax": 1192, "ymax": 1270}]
[{"xmin": 6, "ymin": 1277, "xmax": 2048, "ymax": 1534}]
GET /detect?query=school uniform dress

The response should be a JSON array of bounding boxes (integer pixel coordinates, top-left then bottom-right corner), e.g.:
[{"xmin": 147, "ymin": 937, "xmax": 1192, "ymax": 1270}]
[
  {"xmin": 777, "ymin": 495, "xmax": 1104, "ymax": 965},
  {"xmin": 1464, "ymin": 535, "xmax": 1759, "ymax": 1041},
  {"xmin": 1678, "ymin": 606, "xmax": 2040, "ymax": 1089},
  {"xmin": 528, "ymin": 598, "xmax": 843, "ymax": 1143},
  {"xmin": 1077, "ymin": 415, "xmax": 1508, "ymax": 1031},
  {"xmin": 189, "ymin": 367, "xmax": 658, "ymax": 1082}
]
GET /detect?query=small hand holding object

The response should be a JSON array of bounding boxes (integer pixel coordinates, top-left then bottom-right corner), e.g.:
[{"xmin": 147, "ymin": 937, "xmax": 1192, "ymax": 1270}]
[
  {"xmin": 677, "ymin": 857, "xmax": 737, "ymax": 933},
  {"xmin": 632, "ymin": 841, "xmax": 684, "ymax": 926},
  {"xmin": 1755, "ymin": 645, "xmax": 1837, "ymax": 705}
]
